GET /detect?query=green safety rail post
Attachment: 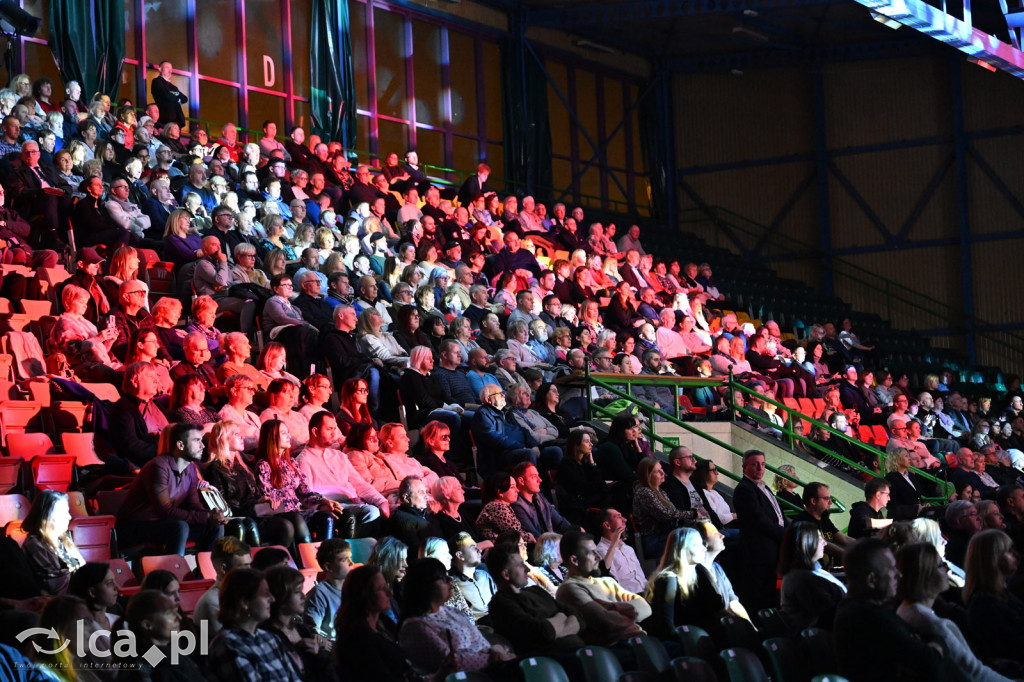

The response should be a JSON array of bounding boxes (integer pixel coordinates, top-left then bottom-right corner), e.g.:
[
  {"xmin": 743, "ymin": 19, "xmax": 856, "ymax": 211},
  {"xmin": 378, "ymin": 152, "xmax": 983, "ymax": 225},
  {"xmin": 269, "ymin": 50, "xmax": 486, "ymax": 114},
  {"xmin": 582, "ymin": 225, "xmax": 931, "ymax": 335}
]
[
  {"xmin": 564, "ymin": 368, "xmax": 843, "ymax": 516},
  {"xmin": 726, "ymin": 378, "xmax": 953, "ymax": 505}
]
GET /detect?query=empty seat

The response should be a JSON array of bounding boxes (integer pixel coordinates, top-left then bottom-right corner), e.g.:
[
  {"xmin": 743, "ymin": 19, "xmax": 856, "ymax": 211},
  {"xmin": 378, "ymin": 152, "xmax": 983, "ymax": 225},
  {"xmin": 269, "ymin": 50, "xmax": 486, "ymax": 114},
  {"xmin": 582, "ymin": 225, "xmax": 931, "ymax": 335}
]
[
  {"xmin": 297, "ymin": 541, "xmax": 322, "ymax": 570},
  {"xmin": 61, "ymin": 433, "xmax": 107, "ymax": 468},
  {"xmin": 0, "ymin": 457, "xmax": 24, "ymax": 494},
  {"xmin": 30, "ymin": 454, "xmax": 76, "ymax": 492},
  {"xmin": 195, "ymin": 551, "xmax": 217, "ymax": 580},
  {"xmin": 0, "ymin": 402, "xmax": 44, "ymax": 446},
  {"xmin": 719, "ymin": 648, "xmax": 769, "ymax": 682},
  {"xmin": 78, "ymin": 383, "xmax": 122, "ymax": 403},
  {"xmin": 67, "ymin": 491, "xmax": 90, "ymax": 518},
  {"xmin": 576, "ymin": 646, "xmax": 623, "ymax": 682},
  {"xmin": 141, "ymin": 554, "xmax": 193, "ymax": 582},
  {"xmin": 69, "ymin": 515, "xmax": 116, "ymax": 562},
  {"xmin": 520, "ymin": 656, "xmax": 570, "ymax": 682},
  {"xmin": 49, "ymin": 401, "xmax": 89, "ymax": 434},
  {"xmin": 95, "ymin": 489, "xmax": 130, "ymax": 516},
  {"xmin": 17, "ymin": 300, "xmax": 52, "ymax": 321},
  {"xmin": 178, "ymin": 578, "xmax": 215, "ymax": 616},
  {"xmin": 671, "ymin": 657, "xmax": 718, "ymax": 682},
  {"xmin": 6, "ymin": 432, "xmax": 56, "ymax": 458}
]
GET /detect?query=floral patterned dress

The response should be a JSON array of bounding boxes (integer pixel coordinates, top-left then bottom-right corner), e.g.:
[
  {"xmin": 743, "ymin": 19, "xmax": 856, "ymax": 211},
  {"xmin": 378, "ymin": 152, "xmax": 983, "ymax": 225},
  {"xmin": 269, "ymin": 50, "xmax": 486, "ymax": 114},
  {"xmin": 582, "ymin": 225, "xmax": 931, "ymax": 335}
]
[
  {"xmin": 256, "ymin": 459, "xmax": 323, "ymax": 519},
  {"xmin": 474, "ymin": 500, "xmax": 536, "ymax": 543}
]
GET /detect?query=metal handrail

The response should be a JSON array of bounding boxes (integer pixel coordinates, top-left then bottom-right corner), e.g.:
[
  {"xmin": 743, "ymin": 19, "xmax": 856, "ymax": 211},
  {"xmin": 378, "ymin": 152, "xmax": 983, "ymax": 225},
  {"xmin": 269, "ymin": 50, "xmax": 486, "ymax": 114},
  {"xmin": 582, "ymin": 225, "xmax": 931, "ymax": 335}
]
[
  {"xmin": 726, "ymin": 372, "xmax": 953, "ymax": 504},
  {"xmin": 568, "ymin": 368, "xmax": 844, "ymax": 515}
]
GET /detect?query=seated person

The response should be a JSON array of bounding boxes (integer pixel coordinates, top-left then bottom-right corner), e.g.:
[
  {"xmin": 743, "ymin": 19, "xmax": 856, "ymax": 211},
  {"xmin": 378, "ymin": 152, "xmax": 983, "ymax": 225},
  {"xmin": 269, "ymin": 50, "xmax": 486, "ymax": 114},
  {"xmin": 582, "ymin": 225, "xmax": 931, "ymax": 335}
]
[
  {"xmin": 105, "ymin": 362, "xmax": 169, "ymax": 471},
  {"xmin": 778, "ymin": 521, "xmax": 846, "ymax": 632},
  {"xmin": 21, "ymin": 490, "xmax": 86, "ymax": 595},
  {"xmin": 116, "ymin": 423, "xmax": 226, "ymax": 555}
]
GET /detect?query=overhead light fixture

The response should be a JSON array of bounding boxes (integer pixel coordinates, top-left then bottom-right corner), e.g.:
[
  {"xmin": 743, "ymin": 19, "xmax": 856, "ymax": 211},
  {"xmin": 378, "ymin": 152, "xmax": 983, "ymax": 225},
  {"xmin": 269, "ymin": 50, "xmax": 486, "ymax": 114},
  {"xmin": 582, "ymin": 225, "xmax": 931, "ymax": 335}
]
[
  {"xmin": 743, "ymin": 9, "xmax": 759, "ymax": 17},
  {"xmin": 731, "ymin": 69, "xmax": 745, "ymax": 76},
  {"xmin": 967, "ymin": 56, "xmax": 998, "ymax": 71},
  {"xmin": 573, "ymin": 39, "xmax": 617, "ymax": 54},
  {"xmin": 732, "ymin": 25, "xmax": 769, "ymax": 41},
  {"xmin": 869, "ymin": 10, "xmax": 902, "ymax": 29}
]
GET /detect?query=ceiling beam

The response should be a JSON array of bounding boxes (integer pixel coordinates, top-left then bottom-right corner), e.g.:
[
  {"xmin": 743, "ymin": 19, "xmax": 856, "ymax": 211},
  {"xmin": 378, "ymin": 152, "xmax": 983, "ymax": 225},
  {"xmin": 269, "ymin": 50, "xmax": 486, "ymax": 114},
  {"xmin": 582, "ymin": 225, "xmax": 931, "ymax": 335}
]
[{"xmin": 665, "ymin": 36, "xmax": 936, "ymax": 71}]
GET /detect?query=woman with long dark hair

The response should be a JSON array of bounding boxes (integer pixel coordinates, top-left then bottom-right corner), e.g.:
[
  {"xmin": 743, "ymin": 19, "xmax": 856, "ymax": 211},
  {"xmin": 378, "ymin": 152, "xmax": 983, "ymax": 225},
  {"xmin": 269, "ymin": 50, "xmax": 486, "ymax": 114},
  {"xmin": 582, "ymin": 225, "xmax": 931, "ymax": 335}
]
[
  {"xmin": 22, "ymin": 490, "xmax": 85, "ymax": 595},
  {"xmin": 594, "ymin": 414, "xmax": 650, "ymax": 483},
  {"xmin": 778, "ymin": 521, "xmax": 846, "ymax": 631},
  {"xmin": 475, "ymin": 474, "xmax": 535, "ymax": 543},
  {"xmin": 336, "ymin": 377, "xmax": 376, "ymax": 437},
  {"xmin": 332, "ymin": 565, "xmax": 414, "ymax": 680}
]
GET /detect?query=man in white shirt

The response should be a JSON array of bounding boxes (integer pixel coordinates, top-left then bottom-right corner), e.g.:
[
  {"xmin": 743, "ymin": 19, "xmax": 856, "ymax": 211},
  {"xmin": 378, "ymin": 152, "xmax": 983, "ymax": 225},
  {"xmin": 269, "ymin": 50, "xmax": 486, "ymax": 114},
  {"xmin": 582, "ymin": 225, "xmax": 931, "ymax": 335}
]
[
  {"xmin": 192, "ymin": 536, "xmax": 251, "ymax": 635},
  {"xmin": 594, "ymin": 508, "xmax": 647, "ymax": 595},
  {"xmin": 655, "ymin": 307, "xmax": 691, "ymax": 360},
  {"xmin": 296, "ymin": 412, "xmax": 390, "ymax": 536}
]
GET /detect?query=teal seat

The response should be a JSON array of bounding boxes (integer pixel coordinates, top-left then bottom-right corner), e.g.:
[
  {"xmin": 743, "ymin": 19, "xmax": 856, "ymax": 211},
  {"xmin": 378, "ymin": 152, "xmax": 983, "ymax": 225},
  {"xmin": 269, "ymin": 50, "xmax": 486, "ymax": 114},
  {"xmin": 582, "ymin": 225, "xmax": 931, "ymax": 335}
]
[
  {"xmin": 719, "ymin": 647, "xmax": 769, "ymax": 682},
  {"xmin": 762, "ymin": 636, "xmax": 804, "ymax": 682},
  {"xmin": 629, "ymin": 635, "xmax": 671, "ymax": 678},
  {"xmin": 520, "ymin": 656, "xmax": 570, "ymax": 682},
  {"xmin": 576, "ymin": 646, "xmax": 622, "ymax": 682}
]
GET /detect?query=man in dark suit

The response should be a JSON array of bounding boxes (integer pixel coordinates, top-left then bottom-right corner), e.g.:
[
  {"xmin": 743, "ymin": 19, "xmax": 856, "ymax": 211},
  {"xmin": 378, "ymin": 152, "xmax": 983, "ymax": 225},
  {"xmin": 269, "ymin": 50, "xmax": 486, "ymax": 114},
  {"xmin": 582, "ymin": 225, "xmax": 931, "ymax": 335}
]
[
  {"xmin": 151, "ymin": 61, "xmax": 188, "ymax": 128},
  {"xmin": 9, "ymin": 140, "xmax": 73, "ymax": 250},
  {"xmin": 618, "ymin": 249, "xmax": 651, "ymax": 291},
  {"xmin": 71, "ymin": 176, "xmax": 130, "ymax": 249},
  {"xmin": 732, "ymin": 449, "xmax": 788, "ymax": 610},
  {"xmin": 456, "ymin": 163, "xmax": 490, "ymax": 207}
]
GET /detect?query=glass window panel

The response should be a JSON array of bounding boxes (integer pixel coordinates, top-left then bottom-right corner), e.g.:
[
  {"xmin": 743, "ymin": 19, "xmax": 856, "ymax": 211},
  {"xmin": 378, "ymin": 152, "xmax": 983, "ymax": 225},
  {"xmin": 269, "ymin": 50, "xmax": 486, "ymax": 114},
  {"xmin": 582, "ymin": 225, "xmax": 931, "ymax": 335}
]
[
  {"xmin": 635, "ymin": 175, "xmax": 651, "ymax": 216},
  {"xmin": 547, "ymin": 62, "xmax": 570, "ymax": 157},
  {"xmin": 378, "ymin": 119, "xmax": 409, "ymax": 167},
  {"xmin": 631, "ymin": 85, "xmax": 643, "ymax": 172},
  {"xmin": 125, "ymin": 1, "xmax": 136, "ymax": 60},
  {"xmin": 290, "ymin": 0, "xmax": 312, "ymax": 100},
  {"xmin": 486, "ymin": 143, "xmax": 504, "ymax": 192},
  {"xmin": 145, "ymin": 0, "xmax": 188, "ymax": 71},
  {"xmin": 197, "ymin": 1, "xmax": 237, "ymax": 82},
  {"xmin": 119, "ymin": 63, "xmax": 138, "ymax": 108},
  {"xmin": 374, "ymin": 9, "xmax": 407, "ymax": 120},
  {"xmin": 607, "ymin": 174, "xmax": 628, "ymax": 213},
  {"xmin": 448, "ymin": 31, "xmax": 476, "ymax": 134},
  {"xmin": 552, "ymin": 158, "xmax": 574, "ymax": 201},
  {"xmin": 604, "ymin": 80, "xmax": 626, "ymax": 170},
  {"xmin": 412, "ymin": 20, "xmax": 442, "ymax": 128},
  {"xmin": 23, "ymin": 42, "xmax": 62, "ymax": 93},
  {"xmin": 579, "ymin": 165, "xmax": 601, "ymax": 207},
  {"xmin": 247, "ymin": 91, "xmax": 286, "ymax": 140},
  {"xmin": 482, "ymin": 41, "xmax": 501, "ymax": 141},
  {"xmin": 147, "ymin": 71, "xmax": 190, "ymax": 120},
  {"xmin": 245, "ymin": 0, "xmax": 285, "ymax": 93},
  {"xmin": 292, "ymin": 99, "xmax": 312, "ymax": 137},
  {"xmin": 356, "ymin": 113, "xmax": 371, "ymax": 161},
  {"xmin": 415, "ymin": 127, "xmax": 445, "ymax": 179},
  {"xmin": 351, "ymin": 1, "xmax": 369, "ymax": 108},
  {"xmin": 575, "ymin": 70, "xmax": 598, "ymax": 157},
  {"xmin": 197, "ymin": 81, "xmax": 238, "ymax": 137},
  {"xmin": 453, "ymin": 135, "xmax": 479, "ymax": 179}
]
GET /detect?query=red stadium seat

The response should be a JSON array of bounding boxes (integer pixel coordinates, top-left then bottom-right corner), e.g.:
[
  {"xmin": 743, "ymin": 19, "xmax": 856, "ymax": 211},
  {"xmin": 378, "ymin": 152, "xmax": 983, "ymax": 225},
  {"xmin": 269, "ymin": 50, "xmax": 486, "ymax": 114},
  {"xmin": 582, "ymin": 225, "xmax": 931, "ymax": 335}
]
[
  {"xmin": 195, "ymin": 551, "xmax": 217, "ymax": 580},
  {"xmin": 69, "ymin": 515, "xmax": 116, "ymax": 562},
  {"xmin": 61, "ymin": 433, "xmax": 107, "ymax": 468},
  {"xmin": 5, "ymin": 519, "xmax": 27, "ymax": 545},
  {"xmin": 30, "ymin": 454, "xmax": 76, "ymax": 492},
  {"xmin": 298, "ymin": 542, "xmax": 322, "ymax": 571},
  {"xmin": 0, "ymin": 402, "xmax": 44, "ymax": 446},
  {"xmin": 108, "ymin": 558, "xmax": 139, "ymax": 588},
  {"xmin": 0, "ymin": 493, "xmax": 29, "ymax": 525},
  {"xmin": 141, "ymin": 555, "xmax": 193, "ymax": 582},
  {"xmin": 6, "ymin": 432, "xmax": 56, "ymax": 459},
  {"xmin": 179, "ymin": 579, "xmax": 216, "ymax": 616}
]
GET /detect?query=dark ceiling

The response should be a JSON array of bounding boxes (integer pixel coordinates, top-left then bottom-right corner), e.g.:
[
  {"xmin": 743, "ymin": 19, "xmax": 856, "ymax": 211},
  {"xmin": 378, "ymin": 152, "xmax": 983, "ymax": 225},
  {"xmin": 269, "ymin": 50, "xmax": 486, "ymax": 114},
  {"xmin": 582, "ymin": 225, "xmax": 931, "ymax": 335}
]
[{"xmin": 481, "ymin": 0, "xmax": 954, "ymax": 71}]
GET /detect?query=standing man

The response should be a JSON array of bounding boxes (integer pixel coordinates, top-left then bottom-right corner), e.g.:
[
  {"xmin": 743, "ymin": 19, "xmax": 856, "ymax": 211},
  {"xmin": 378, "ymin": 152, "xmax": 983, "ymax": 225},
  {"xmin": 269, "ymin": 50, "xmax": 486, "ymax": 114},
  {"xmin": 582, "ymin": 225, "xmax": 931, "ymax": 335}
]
[
  {"xmin": 151, "ymin": 61, "xmax": 188, "ymax": 127},
  {"xmin": 732, "ymin": 449, "xmax": 788, "ymax": 610}
]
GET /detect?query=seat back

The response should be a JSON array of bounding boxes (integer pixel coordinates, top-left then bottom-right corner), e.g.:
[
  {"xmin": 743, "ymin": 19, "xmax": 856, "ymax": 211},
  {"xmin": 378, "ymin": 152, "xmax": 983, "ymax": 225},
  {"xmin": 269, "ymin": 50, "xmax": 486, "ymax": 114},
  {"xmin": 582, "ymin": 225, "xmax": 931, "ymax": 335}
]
[
  {"xmin": 719, "ymin": 648, "xmax": 770, "ymax": 682},
  {"xmin": 297, "ymin": 541, "xmax": 322, "ymax": 571},
  {"xmin": 870, "ymin": 425, "xmax": 889, "ymax": 447},
  {"xmin": 95, "ymin": 488, "xmax": 130, "ymax": 516},
  {"xmin": 349, "ymin": 537, "xmax": 377, "ymax": 565},
  {"xmin": 671, "ymin": 656, "xmax": 718, "ymax": 682},
  {"xmin": 49, "ymin": 401, "xmax": 89, "ymax": 434},
  {"xmin": 5, "ymin": 519, "xmax": 27, "ymax": 545},
  {"xmin": 0, "ymin": 402, "xmax": 43, "ymax": 446},
  {"xmin": 67, "ymin": 491, "xmax": 90, "ymax": 518},
  {"xmin": 6, "ymin": 432, "xmax": 56, "ymax": 458},
  {"xmin": 69, "ymin": 515, "xmax": 116, "ymax": 561},
  {"xmin": 195, "ymin": 551, "xmax": 217, "ymax": 580},
  {"xmin": 30, "ymin": 454, "xmax": 76, "ymax": 492},
  {"xmin": 108, "ymin": 558, "xmax": 139, "ymax": 587},
  {"xmin": 629, "ymin": 635, "xmax": 671, "ymax": 677},
  {"xmin": 78, "ymin": 383, "xmax": 123, "ymax": 403},
  {"xmin": 576, "ymin": 646, "xmax": 624, "ymax": 682},
  {"xmin": 520, "ymin": 656, "xmax": 571, "ymax": 682},
  {"xmin": 141, "ymin": 554, "xmax": 193, "ymax": 582},
  {"xmin": 800, "ymin": 628, "xmax": 837, "ymax": 678},
  {"xmin": 299, "ymin": 567, "xmax": 319, "ymax": 594},
  {"xmin": 756, "ymin": 608, "xmax": 790, "ymax": 639},
  {"xmin": 61, "ymin": 432, "xmax": 106, "ymax": 468},
  {"xmin": 0, "ymin": 457, "xmax": 24, "ymax": 494},
  {"xmin": 719, "ymin": 614, "xmax": 761, "ymax": 652},
  {"xmin": 178, "ymin": 579, "xmax": 215, "ymax": 616},
  {"xmin": 676, "ymin": 624, "xmax": 717, "ymax": 661},
  {"xmin": 763, "ymin": 637, "xmax": 805, "ymax": 682},
  {"xmin": 18, "ymin": 300, "xmax": 52, "ymax": 321},
  {"xmin": 856, "ymin": 425, "xmax": 874, "ymax": 444}
]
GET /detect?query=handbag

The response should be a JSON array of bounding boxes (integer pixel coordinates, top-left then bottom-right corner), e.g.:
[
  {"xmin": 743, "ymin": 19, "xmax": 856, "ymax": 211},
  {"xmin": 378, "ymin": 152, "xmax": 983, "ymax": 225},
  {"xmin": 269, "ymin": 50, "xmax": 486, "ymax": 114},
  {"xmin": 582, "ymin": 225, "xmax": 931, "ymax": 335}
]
[{"xmin": 199, "ymin": 485, "xmax": 231, "ymax": 514}]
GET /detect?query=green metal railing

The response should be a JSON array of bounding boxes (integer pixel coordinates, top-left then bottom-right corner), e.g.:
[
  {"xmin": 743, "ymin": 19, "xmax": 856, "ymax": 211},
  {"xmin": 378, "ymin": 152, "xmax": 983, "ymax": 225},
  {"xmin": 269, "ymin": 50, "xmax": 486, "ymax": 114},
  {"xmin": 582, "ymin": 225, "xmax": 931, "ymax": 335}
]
[
  {"xmin": 560, "ymin": 368, "xmax": 844, "ymax": 515},
  {"xmin": 562, "ymin": 367, "xmax": 956, "ymax": 511},
  {"xmin": 724, "ymin": 372, "xmax": 953, "ymax": 505}
]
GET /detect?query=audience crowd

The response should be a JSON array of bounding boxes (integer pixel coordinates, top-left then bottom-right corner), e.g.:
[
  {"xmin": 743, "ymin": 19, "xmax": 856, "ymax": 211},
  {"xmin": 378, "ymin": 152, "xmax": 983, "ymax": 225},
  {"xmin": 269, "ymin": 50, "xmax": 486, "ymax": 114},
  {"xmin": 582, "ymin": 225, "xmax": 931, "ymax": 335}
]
[{"xmin": 0, "ymin": 64, "xmax": 1023, "ymax": 682}]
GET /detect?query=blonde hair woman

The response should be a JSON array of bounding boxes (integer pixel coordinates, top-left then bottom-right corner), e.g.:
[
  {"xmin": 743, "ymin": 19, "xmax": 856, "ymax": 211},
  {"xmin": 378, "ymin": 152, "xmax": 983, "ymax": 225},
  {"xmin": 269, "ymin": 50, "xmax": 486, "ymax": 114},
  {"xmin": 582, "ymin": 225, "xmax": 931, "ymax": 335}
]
[
  {"xmin": 162, "ymin": 208, "xmax": 203, "ymax": 266},
  {"xmin": 644, "ymin": 526, "xmax": 728, "ymax": 637}
]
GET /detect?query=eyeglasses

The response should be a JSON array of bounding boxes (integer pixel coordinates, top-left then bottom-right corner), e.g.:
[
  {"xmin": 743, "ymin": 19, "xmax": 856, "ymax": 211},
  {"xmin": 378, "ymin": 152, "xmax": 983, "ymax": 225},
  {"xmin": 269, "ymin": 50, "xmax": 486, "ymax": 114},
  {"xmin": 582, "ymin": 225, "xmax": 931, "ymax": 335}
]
[
  {"xmin": 439, "ymin": 434, "xmax": 451, "ymax": 440},
  {"xmin": 354, "ymin": 388, "xmax": 369, "ymax": 394},
  {"xmin": 314, "ymin": 383, "xmax": 332, "ymax": 390},
  {"xmin": 487, "ymin": 391, "xmax": 505, "ymax": 399},
  {"xmin": 126, "ymin": 290, "xmax": 146, "ymax": 296},
  {"xmin": 278, "ymin": 282, "xmax": 293, "ymax": 288}
]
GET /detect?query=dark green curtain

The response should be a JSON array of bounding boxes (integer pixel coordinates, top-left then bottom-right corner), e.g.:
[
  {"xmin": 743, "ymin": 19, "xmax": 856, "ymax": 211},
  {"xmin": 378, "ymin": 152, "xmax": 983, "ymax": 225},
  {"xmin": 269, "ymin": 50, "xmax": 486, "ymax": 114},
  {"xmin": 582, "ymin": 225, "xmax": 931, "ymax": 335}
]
[
  {"xmin": 47, "ymin": 0, "xmax": 124, "ymax": 99},
  {"xmin": 500, "ymin": 36, "xmax": 552, "ymax": 201},
  {"xmin": 638, "ymin": 70, "xmax": 674, "ymax": 221},
  {"xmin": 310, "ymin": 0, "xmax": 356, "ymax": 150}
]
